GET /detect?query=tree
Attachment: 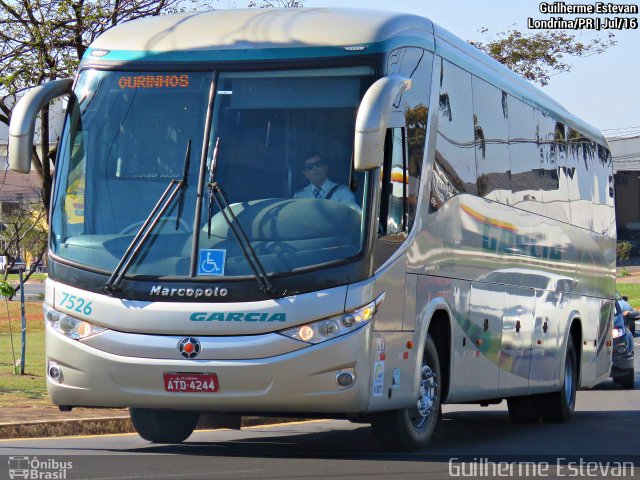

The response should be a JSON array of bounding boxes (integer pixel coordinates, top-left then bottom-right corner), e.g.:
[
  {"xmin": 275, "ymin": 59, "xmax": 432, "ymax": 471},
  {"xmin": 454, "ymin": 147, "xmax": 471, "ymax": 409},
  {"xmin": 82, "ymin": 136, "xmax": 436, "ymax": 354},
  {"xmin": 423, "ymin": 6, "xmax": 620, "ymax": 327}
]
[
  {"xmin": 0, "ymin": 198, "xmax": 47, "ymax": 288},
  {"xmin": 0, "ymin": 0, "xmax": 201, "ymax": 221},
  {"xmin": 1, "ymin": 0, "xmax": 303, "ymax": 221},
  {"xmin": 469, "ymin": 26, "xmax": 616, "ymax": 86}
]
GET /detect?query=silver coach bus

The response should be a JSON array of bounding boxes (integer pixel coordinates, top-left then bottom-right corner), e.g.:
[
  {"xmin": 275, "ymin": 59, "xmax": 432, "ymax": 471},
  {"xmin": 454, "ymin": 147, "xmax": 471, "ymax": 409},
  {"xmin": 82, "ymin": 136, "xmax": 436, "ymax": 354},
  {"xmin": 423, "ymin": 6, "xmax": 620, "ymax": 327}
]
[{"xmin": 9, "ymin": 8, "xmax": 615, "ymax": 451}]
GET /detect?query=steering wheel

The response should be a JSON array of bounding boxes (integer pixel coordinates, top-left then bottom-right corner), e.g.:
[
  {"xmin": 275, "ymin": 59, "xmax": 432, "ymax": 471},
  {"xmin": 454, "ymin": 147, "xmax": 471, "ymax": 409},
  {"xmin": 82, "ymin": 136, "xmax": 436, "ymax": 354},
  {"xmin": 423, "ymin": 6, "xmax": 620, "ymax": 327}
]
[{"xmin": 119, "ymin": 216, "xmax": 191, "ymax": 235}]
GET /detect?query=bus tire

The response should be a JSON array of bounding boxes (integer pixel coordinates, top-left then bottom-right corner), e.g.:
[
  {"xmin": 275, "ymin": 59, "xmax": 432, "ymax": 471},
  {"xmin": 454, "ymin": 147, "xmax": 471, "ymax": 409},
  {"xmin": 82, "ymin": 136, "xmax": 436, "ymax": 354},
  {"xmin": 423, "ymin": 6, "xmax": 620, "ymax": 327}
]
[
  {"xmin": 130, "ymin": 408, "xmax": 199, "ymax": 443},
  {"xmin": 370, "ymin": 334, "xmax": 441, "ymax": 451},
  {"xmin": 540, "ymin": 335, "xmax": 577, "ymax": 423},
  {"xmin": 507, "ymin": 396, "xmax": 539, "ymax": 424}
]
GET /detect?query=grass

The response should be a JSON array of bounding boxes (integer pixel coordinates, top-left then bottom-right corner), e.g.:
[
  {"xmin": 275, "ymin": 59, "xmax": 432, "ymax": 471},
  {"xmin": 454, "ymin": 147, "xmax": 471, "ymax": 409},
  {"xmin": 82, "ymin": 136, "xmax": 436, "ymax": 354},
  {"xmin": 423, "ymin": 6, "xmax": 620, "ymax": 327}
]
[
  {"xmin": 4, "ymin": 273, "xmax": 48, "ymax": 284},
  {"xmin": 0, "ymin": 301, "xmax": 47, "ymax": 405},
  {"xmin": 616, "ymin": 283, "xmax": 640, "ymax": 309}
]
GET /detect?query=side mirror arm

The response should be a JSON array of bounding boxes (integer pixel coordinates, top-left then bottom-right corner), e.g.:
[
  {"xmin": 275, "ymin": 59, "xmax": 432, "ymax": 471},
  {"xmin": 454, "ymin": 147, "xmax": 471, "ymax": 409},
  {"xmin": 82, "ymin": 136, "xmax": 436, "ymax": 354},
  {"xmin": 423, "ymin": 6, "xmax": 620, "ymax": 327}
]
[{"xmin": 9, "ymin": 78, "xmax": 73, "ymax": 173}]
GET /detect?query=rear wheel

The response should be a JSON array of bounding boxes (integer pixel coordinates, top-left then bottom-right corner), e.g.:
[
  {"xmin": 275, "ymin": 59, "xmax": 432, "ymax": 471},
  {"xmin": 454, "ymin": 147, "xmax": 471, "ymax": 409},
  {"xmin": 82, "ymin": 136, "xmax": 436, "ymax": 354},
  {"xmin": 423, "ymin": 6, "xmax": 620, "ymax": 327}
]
[
  {"xmin": 540, "ymin": 335, "xmax": 577, "ymax": 423},
  {"xmin": 371, "ymin": 334, "xmax": 441, "ymax": 451},
  {"xmin": 618, "ymin": 368, "xmax": 635, "ymax": 390},
  {"xmin": 130, "ymin": 408, "xmax": 199, "ymax": 443}
]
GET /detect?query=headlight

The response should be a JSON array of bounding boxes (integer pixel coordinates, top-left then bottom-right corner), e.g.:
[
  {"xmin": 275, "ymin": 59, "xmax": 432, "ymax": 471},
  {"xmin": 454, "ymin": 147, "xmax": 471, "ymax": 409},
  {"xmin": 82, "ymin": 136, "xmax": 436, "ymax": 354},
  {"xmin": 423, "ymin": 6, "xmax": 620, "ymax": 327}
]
[
  {"xmin": 612, "ymin": 327, "xmax": 625, "ymax": 339},
  {"xmin": 44, "ymin": 304, "xmax": 107, "ymax": 340},
  {"xmin": 279, "ymin": 293, "xmax": 385, "ymax": 345}
]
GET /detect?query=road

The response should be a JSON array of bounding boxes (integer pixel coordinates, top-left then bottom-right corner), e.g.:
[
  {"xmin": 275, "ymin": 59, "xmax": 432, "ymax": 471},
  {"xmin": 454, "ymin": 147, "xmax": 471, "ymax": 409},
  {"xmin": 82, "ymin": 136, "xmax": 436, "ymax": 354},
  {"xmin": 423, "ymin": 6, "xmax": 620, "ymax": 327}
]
[
  {"xmin": 1, "ymin": 339, "xmax": 639, "ymax": 480},
  {"xmin": 12, "ymin": 282, "xmax": 45, "ymax": 300}
]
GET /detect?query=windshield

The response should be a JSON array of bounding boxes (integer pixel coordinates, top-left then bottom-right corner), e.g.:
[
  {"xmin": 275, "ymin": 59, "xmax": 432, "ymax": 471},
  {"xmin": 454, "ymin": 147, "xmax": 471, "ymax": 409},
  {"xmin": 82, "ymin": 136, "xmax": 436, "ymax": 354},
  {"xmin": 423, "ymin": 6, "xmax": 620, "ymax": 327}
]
[{"xmin": 51, "ymin": 67, "xmax": 374, "ymax": 278}]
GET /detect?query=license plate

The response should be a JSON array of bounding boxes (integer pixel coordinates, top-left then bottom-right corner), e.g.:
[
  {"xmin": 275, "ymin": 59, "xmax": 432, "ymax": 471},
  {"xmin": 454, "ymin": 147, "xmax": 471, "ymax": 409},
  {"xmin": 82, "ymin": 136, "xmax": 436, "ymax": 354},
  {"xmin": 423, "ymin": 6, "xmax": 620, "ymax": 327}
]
[{"xmin": 163, "ymin": 373, "xmax": 219, "ymax": 393}]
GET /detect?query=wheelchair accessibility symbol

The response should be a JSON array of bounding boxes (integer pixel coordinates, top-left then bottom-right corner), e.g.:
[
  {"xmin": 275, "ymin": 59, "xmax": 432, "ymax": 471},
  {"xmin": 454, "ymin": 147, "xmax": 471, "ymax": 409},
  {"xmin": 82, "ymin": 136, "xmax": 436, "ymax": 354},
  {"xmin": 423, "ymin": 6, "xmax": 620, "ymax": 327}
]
[{"xmin": 198, "ymin": 249, "xmax": 226, "ymax": 276}]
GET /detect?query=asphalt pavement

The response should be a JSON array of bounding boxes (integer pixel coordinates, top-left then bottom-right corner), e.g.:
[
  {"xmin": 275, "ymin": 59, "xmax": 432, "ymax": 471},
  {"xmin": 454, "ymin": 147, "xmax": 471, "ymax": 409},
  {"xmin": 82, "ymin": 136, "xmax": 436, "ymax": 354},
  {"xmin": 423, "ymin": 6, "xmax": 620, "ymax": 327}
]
[{"xmin": 1, "ymin": 339, "xmax": 638, "ymax": 480}]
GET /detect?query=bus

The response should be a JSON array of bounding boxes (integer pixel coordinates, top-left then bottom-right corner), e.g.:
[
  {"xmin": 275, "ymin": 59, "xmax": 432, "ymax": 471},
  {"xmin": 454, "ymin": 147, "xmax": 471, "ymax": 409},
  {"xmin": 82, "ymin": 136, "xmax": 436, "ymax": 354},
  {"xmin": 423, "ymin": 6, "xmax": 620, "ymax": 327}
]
[{"xmin": 9, "ymin": 8, "xmax": 615, "ymax": 451}]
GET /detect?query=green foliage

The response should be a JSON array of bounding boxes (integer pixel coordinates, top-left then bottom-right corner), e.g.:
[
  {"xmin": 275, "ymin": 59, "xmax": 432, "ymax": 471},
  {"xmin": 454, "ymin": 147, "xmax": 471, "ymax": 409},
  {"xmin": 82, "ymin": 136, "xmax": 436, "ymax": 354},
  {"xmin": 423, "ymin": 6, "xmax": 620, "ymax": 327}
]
[
  {"xmin": 0, "ymin": 200, "xmax": 47, "ymax": 278},
  {"xmin": 0, "ymin": 280, "xmax": 15, "ymax": 298},
  {"xmin": 617, "ymin": 241, "xmax": 632, "ymax": 265},
  {"xmin": 470, "ymin": 26, "xmax": 616, "ymax": 86},
  {"xmin": 617, "ymin": 283, "xmax": 640, "ymax": 309}
]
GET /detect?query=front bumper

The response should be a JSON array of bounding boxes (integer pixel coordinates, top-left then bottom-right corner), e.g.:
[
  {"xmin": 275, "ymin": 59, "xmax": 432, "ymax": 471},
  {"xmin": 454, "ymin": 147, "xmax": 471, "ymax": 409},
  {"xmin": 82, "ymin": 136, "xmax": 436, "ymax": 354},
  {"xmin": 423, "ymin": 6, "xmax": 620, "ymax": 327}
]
[{"xmin": 45, "ymin": 324, "xmax": 372, "ymax": 414}]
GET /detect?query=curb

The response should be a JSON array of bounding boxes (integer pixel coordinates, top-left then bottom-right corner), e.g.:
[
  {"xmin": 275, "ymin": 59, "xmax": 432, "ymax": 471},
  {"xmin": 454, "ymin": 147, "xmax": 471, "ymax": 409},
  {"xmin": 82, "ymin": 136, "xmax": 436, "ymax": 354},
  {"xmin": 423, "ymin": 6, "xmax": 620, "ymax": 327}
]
[
  {"xmin": 0, "ymin": 415, "xmax": 305, "ymax": 440},
  {"xmin": 0, "ymin": 417, "xmax": 133, "ymax": 440}
]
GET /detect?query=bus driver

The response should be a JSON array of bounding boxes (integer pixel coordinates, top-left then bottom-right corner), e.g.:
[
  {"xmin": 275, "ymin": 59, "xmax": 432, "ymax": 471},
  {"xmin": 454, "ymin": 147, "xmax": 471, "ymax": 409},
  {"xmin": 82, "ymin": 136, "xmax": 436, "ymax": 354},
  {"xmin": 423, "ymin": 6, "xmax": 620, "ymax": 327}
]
[{"xmin": 294, "ymin": 154, "xmax": 358, "ymax": 208}]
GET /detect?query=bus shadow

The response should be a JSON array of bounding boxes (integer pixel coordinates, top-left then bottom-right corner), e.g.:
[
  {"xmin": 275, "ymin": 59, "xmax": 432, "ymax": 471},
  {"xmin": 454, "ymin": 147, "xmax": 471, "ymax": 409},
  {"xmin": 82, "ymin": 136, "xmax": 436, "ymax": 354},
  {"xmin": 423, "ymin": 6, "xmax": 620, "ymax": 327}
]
[{"xmin": 114, "ymin": 409, "xmax": 640, "ymax": 459}]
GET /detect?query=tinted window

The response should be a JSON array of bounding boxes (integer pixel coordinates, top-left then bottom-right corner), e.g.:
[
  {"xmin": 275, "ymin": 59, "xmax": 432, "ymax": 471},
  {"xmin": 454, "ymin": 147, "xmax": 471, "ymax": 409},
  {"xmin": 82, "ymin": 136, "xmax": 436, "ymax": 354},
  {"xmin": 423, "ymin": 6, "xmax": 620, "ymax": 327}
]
[
  {"xmin": 567, "ymin": 129, "xmax": 594, "ymax": 229},
  {"xmin": 593, "ymin": 143, "xmax": 612, "ymax": 234},
  {"xmin": 554, "ymin": 122, "xmax": 572, "ymax": 223},
  {"xmin": 472, "ymin": 77, "xmax": 510, "ymax": 204},
  {"xmin": 539, "ymin": 111, "xmax": 565, "ymax": 222},
  {"xmin": 602, "ymin": 145, "xmax": 616, "ymax": 236},
  {"xmin": 387, "ymin": 47, "xmax": 433, "ymax": 228},
  {"xmin": 508, "ymin": 96, "xmax": 541, "ymax": 214},
  {"xmin": 430, "ymin": 59, "xmax": 476, "ymax": 212}
]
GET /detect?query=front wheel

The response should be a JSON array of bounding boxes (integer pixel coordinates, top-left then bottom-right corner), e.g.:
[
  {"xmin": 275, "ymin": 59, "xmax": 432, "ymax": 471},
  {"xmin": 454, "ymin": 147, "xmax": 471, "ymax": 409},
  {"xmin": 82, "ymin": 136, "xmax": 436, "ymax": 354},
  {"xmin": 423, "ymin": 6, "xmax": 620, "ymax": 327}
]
[
  {"xmin": 540, "ymin": 335, "xmax": 577, "ymax": 423},
  {"xmin": 371, "ymin": 334, "xmax": 441, "ymax": 451},
  {"xmin": 130, "ymin": 408, "xmax": 200, "ymax": 443}
]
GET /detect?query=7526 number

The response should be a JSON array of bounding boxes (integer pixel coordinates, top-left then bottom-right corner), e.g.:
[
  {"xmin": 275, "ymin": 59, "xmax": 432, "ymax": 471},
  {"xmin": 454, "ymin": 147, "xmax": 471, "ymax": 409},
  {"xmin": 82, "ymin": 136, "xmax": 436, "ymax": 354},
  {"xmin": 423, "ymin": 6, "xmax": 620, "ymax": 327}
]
[{"xmin": 59, "ymin": 292, "xmax": 93, "ymax": 316}]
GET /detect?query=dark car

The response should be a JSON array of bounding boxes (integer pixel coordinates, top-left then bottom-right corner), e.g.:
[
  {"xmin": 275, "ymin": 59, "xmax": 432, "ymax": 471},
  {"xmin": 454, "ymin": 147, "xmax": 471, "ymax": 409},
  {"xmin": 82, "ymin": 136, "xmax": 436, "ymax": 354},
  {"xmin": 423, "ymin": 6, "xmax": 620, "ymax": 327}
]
[
  {"xmin": 612, "ymin": 300, "xmax": 635, "ymax": 389},
  {"xmin": 616, "ymin": 292, "xmax": 638, "ymax": 336}
]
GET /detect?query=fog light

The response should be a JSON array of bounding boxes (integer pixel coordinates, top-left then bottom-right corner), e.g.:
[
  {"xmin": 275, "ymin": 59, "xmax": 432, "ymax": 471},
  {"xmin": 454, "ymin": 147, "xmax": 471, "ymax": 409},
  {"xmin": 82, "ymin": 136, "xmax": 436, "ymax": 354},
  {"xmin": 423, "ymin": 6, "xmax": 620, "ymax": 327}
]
[
  {"xmin": 342, "ymin": 314, "xmax": 356, "ymax": 327},
  {"xmin": 48, "ymin": 362, "xmax": 62, "ymax": 382},
  {"xmin": 336, "ymin": 371, "xmax": 355, "ymax": 387},
  {"xmin": 617, "ymin": 345, "xmax": 627, "ymax": 355}
]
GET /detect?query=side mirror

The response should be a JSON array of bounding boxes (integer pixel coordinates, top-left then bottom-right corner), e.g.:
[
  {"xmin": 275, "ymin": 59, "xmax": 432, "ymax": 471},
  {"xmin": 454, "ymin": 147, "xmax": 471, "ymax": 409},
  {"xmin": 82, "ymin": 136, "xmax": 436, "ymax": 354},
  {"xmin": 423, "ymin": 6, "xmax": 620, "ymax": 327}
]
[
  {"xmin": 353, "ymin": 75, "xmax": 412, "ymax": 171},
  {"xmin": 9, "ymin": 78, "xmax": 73, "ymax": 173}
]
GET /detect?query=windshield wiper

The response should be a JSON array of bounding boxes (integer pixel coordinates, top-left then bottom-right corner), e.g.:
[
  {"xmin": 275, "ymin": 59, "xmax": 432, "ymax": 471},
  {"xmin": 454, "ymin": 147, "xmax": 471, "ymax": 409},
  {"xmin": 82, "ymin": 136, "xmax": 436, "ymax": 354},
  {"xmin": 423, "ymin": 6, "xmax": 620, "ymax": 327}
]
[
  {"xmin": 175, "ymin": 139, "xmax": 191, "ymax": 229},
  {"xmin": 103, "ymin": 139, "xmax": 191, "ymax": 295},
  {"xmin": 207, "ymin": 182, "xmax": 278, "ymax": 297},
  {"xmin": 207, "ymin": 137, "xmax": 220, "ymax": 239},
  {"xmin": 205, "ymin": 138, "xmax": 279, "ymax": 298}
]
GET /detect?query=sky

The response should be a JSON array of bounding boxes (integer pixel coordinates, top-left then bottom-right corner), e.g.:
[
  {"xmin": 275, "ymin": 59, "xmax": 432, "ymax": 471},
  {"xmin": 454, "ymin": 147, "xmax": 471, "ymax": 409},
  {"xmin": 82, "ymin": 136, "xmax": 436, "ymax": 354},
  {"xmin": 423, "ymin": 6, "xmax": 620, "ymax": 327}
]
[{"xmin": 221, "ymin": 0, "xmax": 640, "ymax": 137}]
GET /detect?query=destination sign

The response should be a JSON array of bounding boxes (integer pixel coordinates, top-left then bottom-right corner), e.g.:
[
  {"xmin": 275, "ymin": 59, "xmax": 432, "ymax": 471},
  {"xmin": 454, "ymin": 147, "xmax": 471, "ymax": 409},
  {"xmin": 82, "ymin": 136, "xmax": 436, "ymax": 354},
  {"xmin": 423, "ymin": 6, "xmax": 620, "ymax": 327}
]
[{"xmin": 118, "ymin": 74, "xmax": 190, "ymax": 89}]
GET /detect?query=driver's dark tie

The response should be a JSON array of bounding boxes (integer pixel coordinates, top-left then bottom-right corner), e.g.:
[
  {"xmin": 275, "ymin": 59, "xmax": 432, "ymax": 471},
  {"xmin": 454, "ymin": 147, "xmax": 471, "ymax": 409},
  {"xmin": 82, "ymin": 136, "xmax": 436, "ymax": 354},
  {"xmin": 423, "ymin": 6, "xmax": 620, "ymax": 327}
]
[{"xmin": 313, "ymin": 187, "xmax": 321, "ymax": 199}]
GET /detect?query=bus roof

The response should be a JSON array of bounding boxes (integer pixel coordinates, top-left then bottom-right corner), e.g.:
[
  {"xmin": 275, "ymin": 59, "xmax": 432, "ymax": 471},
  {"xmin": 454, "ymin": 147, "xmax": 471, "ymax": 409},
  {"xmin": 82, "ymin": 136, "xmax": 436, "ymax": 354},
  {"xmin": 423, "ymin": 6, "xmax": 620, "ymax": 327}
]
[
  {"xmin": 88, "ymin": 8, "xmax": 433, "ymax": 53},
  {"xmin": 85, "ymin": 7, "xmax": 604, "ymax": 145}
]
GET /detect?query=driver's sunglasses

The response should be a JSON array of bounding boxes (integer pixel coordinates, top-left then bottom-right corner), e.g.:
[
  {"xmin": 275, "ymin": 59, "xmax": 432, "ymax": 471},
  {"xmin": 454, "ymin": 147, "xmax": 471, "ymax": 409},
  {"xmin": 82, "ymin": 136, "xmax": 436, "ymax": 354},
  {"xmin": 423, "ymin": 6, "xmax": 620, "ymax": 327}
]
[{"xmin": 303, "ymin": 160, "xmax": 326, "ymax": 171}]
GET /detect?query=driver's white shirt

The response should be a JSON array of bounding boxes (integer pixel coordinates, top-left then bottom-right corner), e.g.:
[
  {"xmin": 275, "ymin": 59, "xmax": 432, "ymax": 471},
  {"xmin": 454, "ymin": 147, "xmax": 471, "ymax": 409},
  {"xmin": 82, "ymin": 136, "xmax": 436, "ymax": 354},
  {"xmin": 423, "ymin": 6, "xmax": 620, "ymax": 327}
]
[{"xmin": 294, "ymin": 179, "xmax": 356, "ymax": 206}]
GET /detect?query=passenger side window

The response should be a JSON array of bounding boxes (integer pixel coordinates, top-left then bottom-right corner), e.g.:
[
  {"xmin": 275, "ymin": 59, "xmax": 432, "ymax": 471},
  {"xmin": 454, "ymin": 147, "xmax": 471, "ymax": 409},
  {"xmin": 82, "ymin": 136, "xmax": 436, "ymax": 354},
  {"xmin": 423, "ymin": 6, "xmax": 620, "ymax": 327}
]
[
  {"xmin": 472, "ymin": 77, "xmax": 510, "ymax": 204},
  {"xmin": 539, "ymin": 111, "xmax": 567, "ymax": 222},
  {"xmin": 593, "ymin": 143, "xmax": 611, "ymax": 234},
  {"xmin": 567, "ymin": 129, "xmax": 594, "ymax": 229},
  {"xmin": 380, "ymin": 128, "xmax": 408, "ymax": 235},
  {"xmin": 554, "ymin": 122, "xmax": 572, "ymax": 223},
  {"xmin": 430, "ymin": 59, "xmax": 476, "ymax": 212},
  {"xmin": 373, "ymin": 127, "xmax": 409, "ymax": 270},
  {"xmin": 386, "ymin": 47, "xmax": 433, "ymax": 229},
  {"xmin": 508, "ymin": 96, "xmax": 541, "ymax": 214}
]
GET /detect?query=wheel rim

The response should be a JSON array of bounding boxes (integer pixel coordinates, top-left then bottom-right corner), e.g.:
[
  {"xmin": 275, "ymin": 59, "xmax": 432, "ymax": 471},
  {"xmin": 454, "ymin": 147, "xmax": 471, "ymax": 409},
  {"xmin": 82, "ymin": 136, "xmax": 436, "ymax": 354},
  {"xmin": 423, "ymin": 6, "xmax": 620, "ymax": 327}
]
[
  {"xmin": 408, "ymin": 363, "xmax": 438, "ymax": 428},
  {"xmin": 564, "ymin": 353, "xmax": 575, "ymax": 404}
]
